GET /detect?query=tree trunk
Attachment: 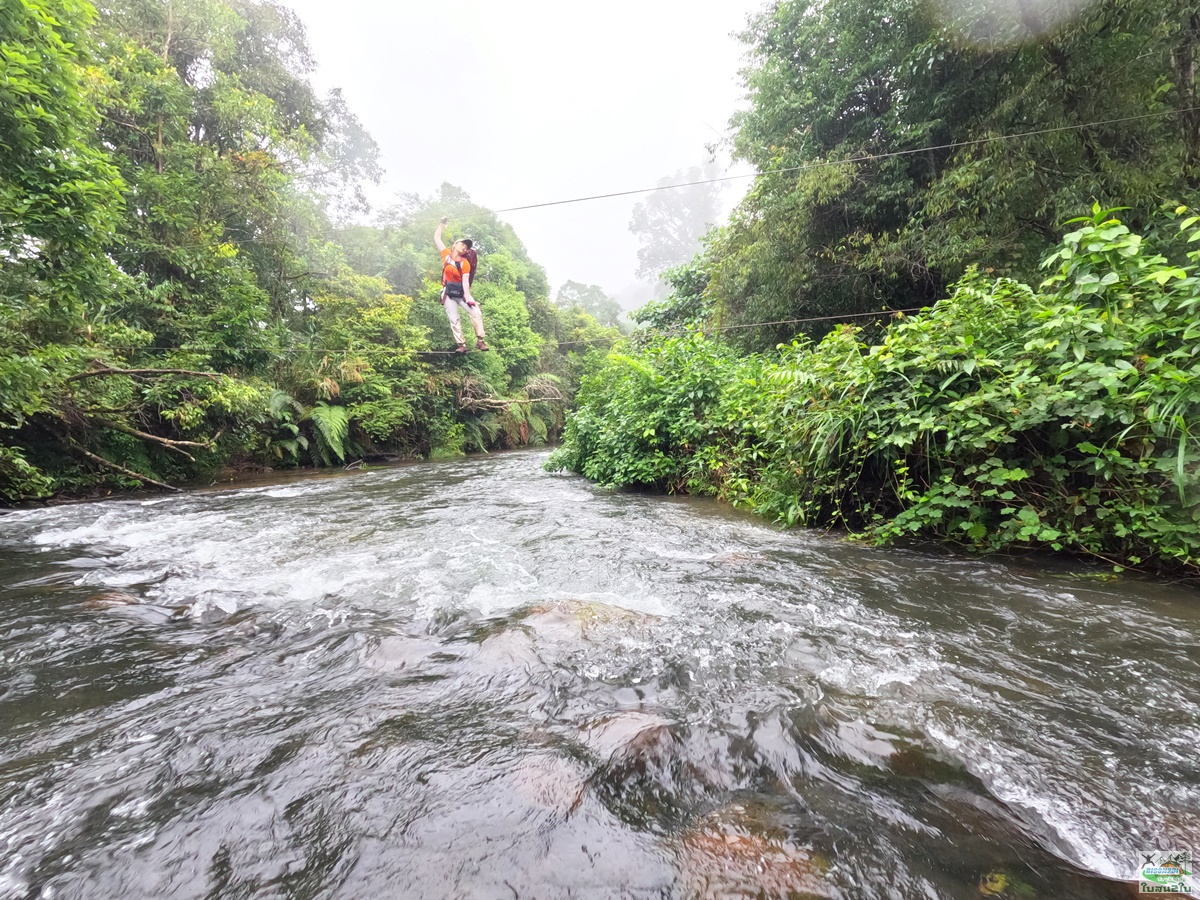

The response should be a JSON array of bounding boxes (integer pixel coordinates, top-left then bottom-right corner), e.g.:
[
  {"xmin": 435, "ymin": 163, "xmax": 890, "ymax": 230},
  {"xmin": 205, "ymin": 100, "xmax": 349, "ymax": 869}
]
[
  {"xmin": 1175, "ymin": 13, "xmax": 1200, "ymax": 187},
  {"xmin": 1043, "ymin": 41, "xmax": 1103, "ymax": 175}
]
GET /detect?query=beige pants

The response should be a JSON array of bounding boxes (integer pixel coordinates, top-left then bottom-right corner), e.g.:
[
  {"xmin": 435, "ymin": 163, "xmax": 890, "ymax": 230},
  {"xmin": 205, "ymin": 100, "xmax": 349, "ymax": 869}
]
[{"xmin": 442, "ymin": 291, "xmax": 485, "ymax": 346}]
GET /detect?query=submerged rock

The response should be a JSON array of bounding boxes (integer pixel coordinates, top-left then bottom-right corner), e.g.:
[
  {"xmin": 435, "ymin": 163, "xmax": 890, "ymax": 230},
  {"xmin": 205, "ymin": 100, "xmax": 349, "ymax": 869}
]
[
  {"xmin": 81, "ymin": 589, "xmax": 142, "ymax": 609},
  {"xmin": 363, "ymin": 634, "xmax": 445, "ymax": 672},
  {"xmin": 82, "ymin": 588, "xmax": 190, "ymax": 624},
  {"xmin": 523, "ymin": 599, "xmax": 660, "ymax": 641},
  {"xmin": 582, "ymin": 711, "xmax": 678, "ymax": 763},
  {"xmin": 521, "ymin": 603, "xmax": 585, "ymax": 642},
  {"xmin": 509, "ymin": 752, "xmax": 587, "ymax": 815},
  {"xmin": 979, "ymin": 869, "xmax": 1037, "ymax": 898},
  {"xmin": 476, "ymin": 628, "xmax": 542, "ymax": 672},
  {"xmin": 677, "ymin": 804, "xmax": 832, "ymax": 899}
]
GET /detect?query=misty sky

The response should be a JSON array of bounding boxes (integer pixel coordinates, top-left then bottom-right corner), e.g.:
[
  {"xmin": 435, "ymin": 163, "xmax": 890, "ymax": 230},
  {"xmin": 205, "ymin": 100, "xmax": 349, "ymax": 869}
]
[{"xmin": 281, "ymin": 0, "xmax": 765, "ymax": 304}]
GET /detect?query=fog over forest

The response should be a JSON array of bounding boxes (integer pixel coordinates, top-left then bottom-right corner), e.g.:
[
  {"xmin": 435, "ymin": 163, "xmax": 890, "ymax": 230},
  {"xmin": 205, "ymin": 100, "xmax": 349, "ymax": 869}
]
[{"xmin": 279, "ymin": 0, "xmax": 762, "ymax": 307}]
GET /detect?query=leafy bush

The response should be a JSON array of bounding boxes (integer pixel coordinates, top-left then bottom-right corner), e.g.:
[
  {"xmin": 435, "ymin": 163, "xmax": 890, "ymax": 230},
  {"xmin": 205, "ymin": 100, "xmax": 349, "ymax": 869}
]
[
  {"xmin": 550, "ymin": 209, "xmax": 1200, "ymax": 576},
  {"xmin": 430, "ymin": 419, "xmax": 465, "ymax": 459},
  {"xmin": 547, "ymin": 334, "xmax": 745, "ymax": 490}
]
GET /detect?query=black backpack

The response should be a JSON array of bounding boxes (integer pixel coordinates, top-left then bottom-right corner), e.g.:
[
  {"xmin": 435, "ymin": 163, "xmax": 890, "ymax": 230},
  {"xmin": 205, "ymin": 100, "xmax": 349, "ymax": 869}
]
[{"xmin": 463, "ymin": 247, "xmax": 478, "ymax": 286}]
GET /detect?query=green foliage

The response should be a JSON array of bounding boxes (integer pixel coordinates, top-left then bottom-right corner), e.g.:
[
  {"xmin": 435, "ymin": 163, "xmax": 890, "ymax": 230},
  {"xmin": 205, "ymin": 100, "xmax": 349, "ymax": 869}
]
[
  {"xmin": 0, "ymin": 444, "xmax": 54, "ymax": 499},
  {"xmin": 547, "ymin": 334, "xmax": 742, "ymax": 490},
  {"xmin": 0, "ymin": 0, "xmax": 126, "ymax": 498},
  {"xmin": 474, "ymin": 283, "xmax": 542, "ymax": 383},
  {"xmin": 328, "ymin": 184, "xmax": 613, "ymax": 454},
  {"xmin": 632, "ymin": 258, "xmax": 714, "ymax": 330},
  {"xmin": 265, "ymin": 389, "xmax": 308, "ymax": 462},
  {"xmin": 0, "ymin": 0, "xmax": 585, "ymax": 500},
  {"xmin": 429, "ymin": 418, "xmax": 465, "ymax": 460},
  {"xmin": 553, "ymin": 212, "xmax": 1200, "ymax": 577},
  {"xmin": 304, "ymin": 265, "xmax": 426, "ymax": 449},
  {"xmin": 340, "ymin": 184, "xmax": 550, "ymax": 304},
  {"xmin": 0, "ymin": 0, "xmax": 123, "ymax": 291},
  {"xmin": 0, "ymin": 0, "xmax": 416, "ymax": 497}
]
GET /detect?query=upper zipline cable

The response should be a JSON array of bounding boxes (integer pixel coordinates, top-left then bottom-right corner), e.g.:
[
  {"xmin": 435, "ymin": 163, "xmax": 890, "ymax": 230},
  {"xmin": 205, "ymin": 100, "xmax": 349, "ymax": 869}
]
[
  {"xmin": 95, "ymin": 105, "xmax": 1200, "ymax": 362},
  {"xmin": 491, "ymin": 106, "xmax": 1200, "ymax": 213}
]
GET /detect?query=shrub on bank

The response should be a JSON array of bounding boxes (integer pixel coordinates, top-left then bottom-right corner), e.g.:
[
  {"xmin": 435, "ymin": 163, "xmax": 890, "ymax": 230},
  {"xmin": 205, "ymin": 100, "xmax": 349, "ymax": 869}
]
[{"xmin": 548, "ymin": 209, "xmax": 1200, "ymax": 576}]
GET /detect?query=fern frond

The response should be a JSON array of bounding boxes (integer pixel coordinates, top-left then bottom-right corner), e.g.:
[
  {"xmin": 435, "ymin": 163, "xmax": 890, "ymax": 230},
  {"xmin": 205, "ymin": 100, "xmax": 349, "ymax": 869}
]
[
  {"xmin": 477, "ymin": 413, "xmax": 504, "ymax": 442},
  {"xmin": 462, "ymin": 420, "xmax": 485, "ymax": 452},
  {"xmin": 305, "ymin": 402, "xmax": 350, "ymax": 464},
  {"xmin": 269, "ymin": 389, "xmax": 305, "ymax": 419}
]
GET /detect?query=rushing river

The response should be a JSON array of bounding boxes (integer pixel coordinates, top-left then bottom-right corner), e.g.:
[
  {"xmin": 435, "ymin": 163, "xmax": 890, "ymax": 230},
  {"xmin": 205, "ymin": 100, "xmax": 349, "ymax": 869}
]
[{"xmin": 0, "ymin": 450, "xmax": 1197, "ymax": 899}]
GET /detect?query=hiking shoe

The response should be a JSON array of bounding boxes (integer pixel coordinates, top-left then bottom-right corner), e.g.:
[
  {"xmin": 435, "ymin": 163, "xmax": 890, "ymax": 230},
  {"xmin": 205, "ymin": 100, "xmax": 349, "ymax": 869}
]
[
  {"xmin": 454, "ymin": 343, "xmax": 468, "ymax": 353},
  {"xmin": 476, "ymin": 339, "xmax": 489, "ymax": 351}
]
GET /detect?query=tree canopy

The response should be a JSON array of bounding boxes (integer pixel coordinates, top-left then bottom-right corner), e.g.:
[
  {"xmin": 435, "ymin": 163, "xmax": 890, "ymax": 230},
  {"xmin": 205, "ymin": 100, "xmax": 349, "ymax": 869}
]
[
  {"xmin": 629, "ymin": 164, "xmax": 724, "ymax": 295},
  {"xmin": 555, "ymin": 280, "xmax": 623, "ymax": 329}
]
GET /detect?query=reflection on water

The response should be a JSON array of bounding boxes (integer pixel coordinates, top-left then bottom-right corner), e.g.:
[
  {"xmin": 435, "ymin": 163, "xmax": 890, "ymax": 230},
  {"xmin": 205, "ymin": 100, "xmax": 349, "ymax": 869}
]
[{"xmin": 1, "ymin": 451, "xmax": 1197, "ymax": 899}]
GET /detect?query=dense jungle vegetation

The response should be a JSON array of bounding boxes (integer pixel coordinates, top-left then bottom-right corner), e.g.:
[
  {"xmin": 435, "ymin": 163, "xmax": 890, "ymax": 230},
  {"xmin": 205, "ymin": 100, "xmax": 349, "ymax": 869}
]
[
  {"xmin": 551, "ymin": 0, "xmax": 1200, "ymax": 577},
  {"xmin": 0, "ymin": 0, "xmax": 620, "ymax": 501}
]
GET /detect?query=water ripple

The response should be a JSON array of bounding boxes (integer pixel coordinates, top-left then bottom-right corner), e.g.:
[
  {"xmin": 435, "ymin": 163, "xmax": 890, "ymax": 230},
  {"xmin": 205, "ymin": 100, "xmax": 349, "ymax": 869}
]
[{"xmin": 0, "ymin": 450, "xmax": 1195, "ymax": 899}]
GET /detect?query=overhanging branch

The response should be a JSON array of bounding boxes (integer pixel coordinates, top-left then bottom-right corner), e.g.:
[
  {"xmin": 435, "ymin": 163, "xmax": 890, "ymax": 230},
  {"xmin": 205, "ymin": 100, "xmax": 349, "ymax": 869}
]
[{"xmin": 70, "ymin": 443, "xmax": 182, "ymax": 492}]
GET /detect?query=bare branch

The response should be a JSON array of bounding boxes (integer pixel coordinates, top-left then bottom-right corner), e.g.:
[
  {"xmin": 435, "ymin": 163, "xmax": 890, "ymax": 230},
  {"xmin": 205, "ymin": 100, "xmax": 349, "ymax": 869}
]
[
  {"xmin": 457, "ymin": 397, "xmax": 513, "ymax": 411},
  {"xmin": 99, "ymin": 420, "xmax": 213, "ymax": 449},
  {"xmin": 70, "ymin": 444, "xmax": 182, "ymax": 492},
  {"xmin": 81, "ymin": 405, "xmax": 137, "ymax": 415},
  {"xmin": 281, "ymin": 271, "xmax": 332, "ymax": 281},
  {"xmin": 456, "ymin": 397, "xmax": 562, "ymax": 411},
  {"xmin": 524, "ymin": 382, "xmax": 566, "ymax": 403},
  {"xmin": 455, "ymin": 373, "xmax": 566, "ymax": 411}
]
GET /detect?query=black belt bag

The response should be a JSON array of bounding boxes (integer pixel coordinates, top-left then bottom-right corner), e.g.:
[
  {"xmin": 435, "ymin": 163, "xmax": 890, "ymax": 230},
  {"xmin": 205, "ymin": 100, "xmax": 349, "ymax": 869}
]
[{"xmin": 444, "ymin": 281, "xmax": 464, "ymax": 299}]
